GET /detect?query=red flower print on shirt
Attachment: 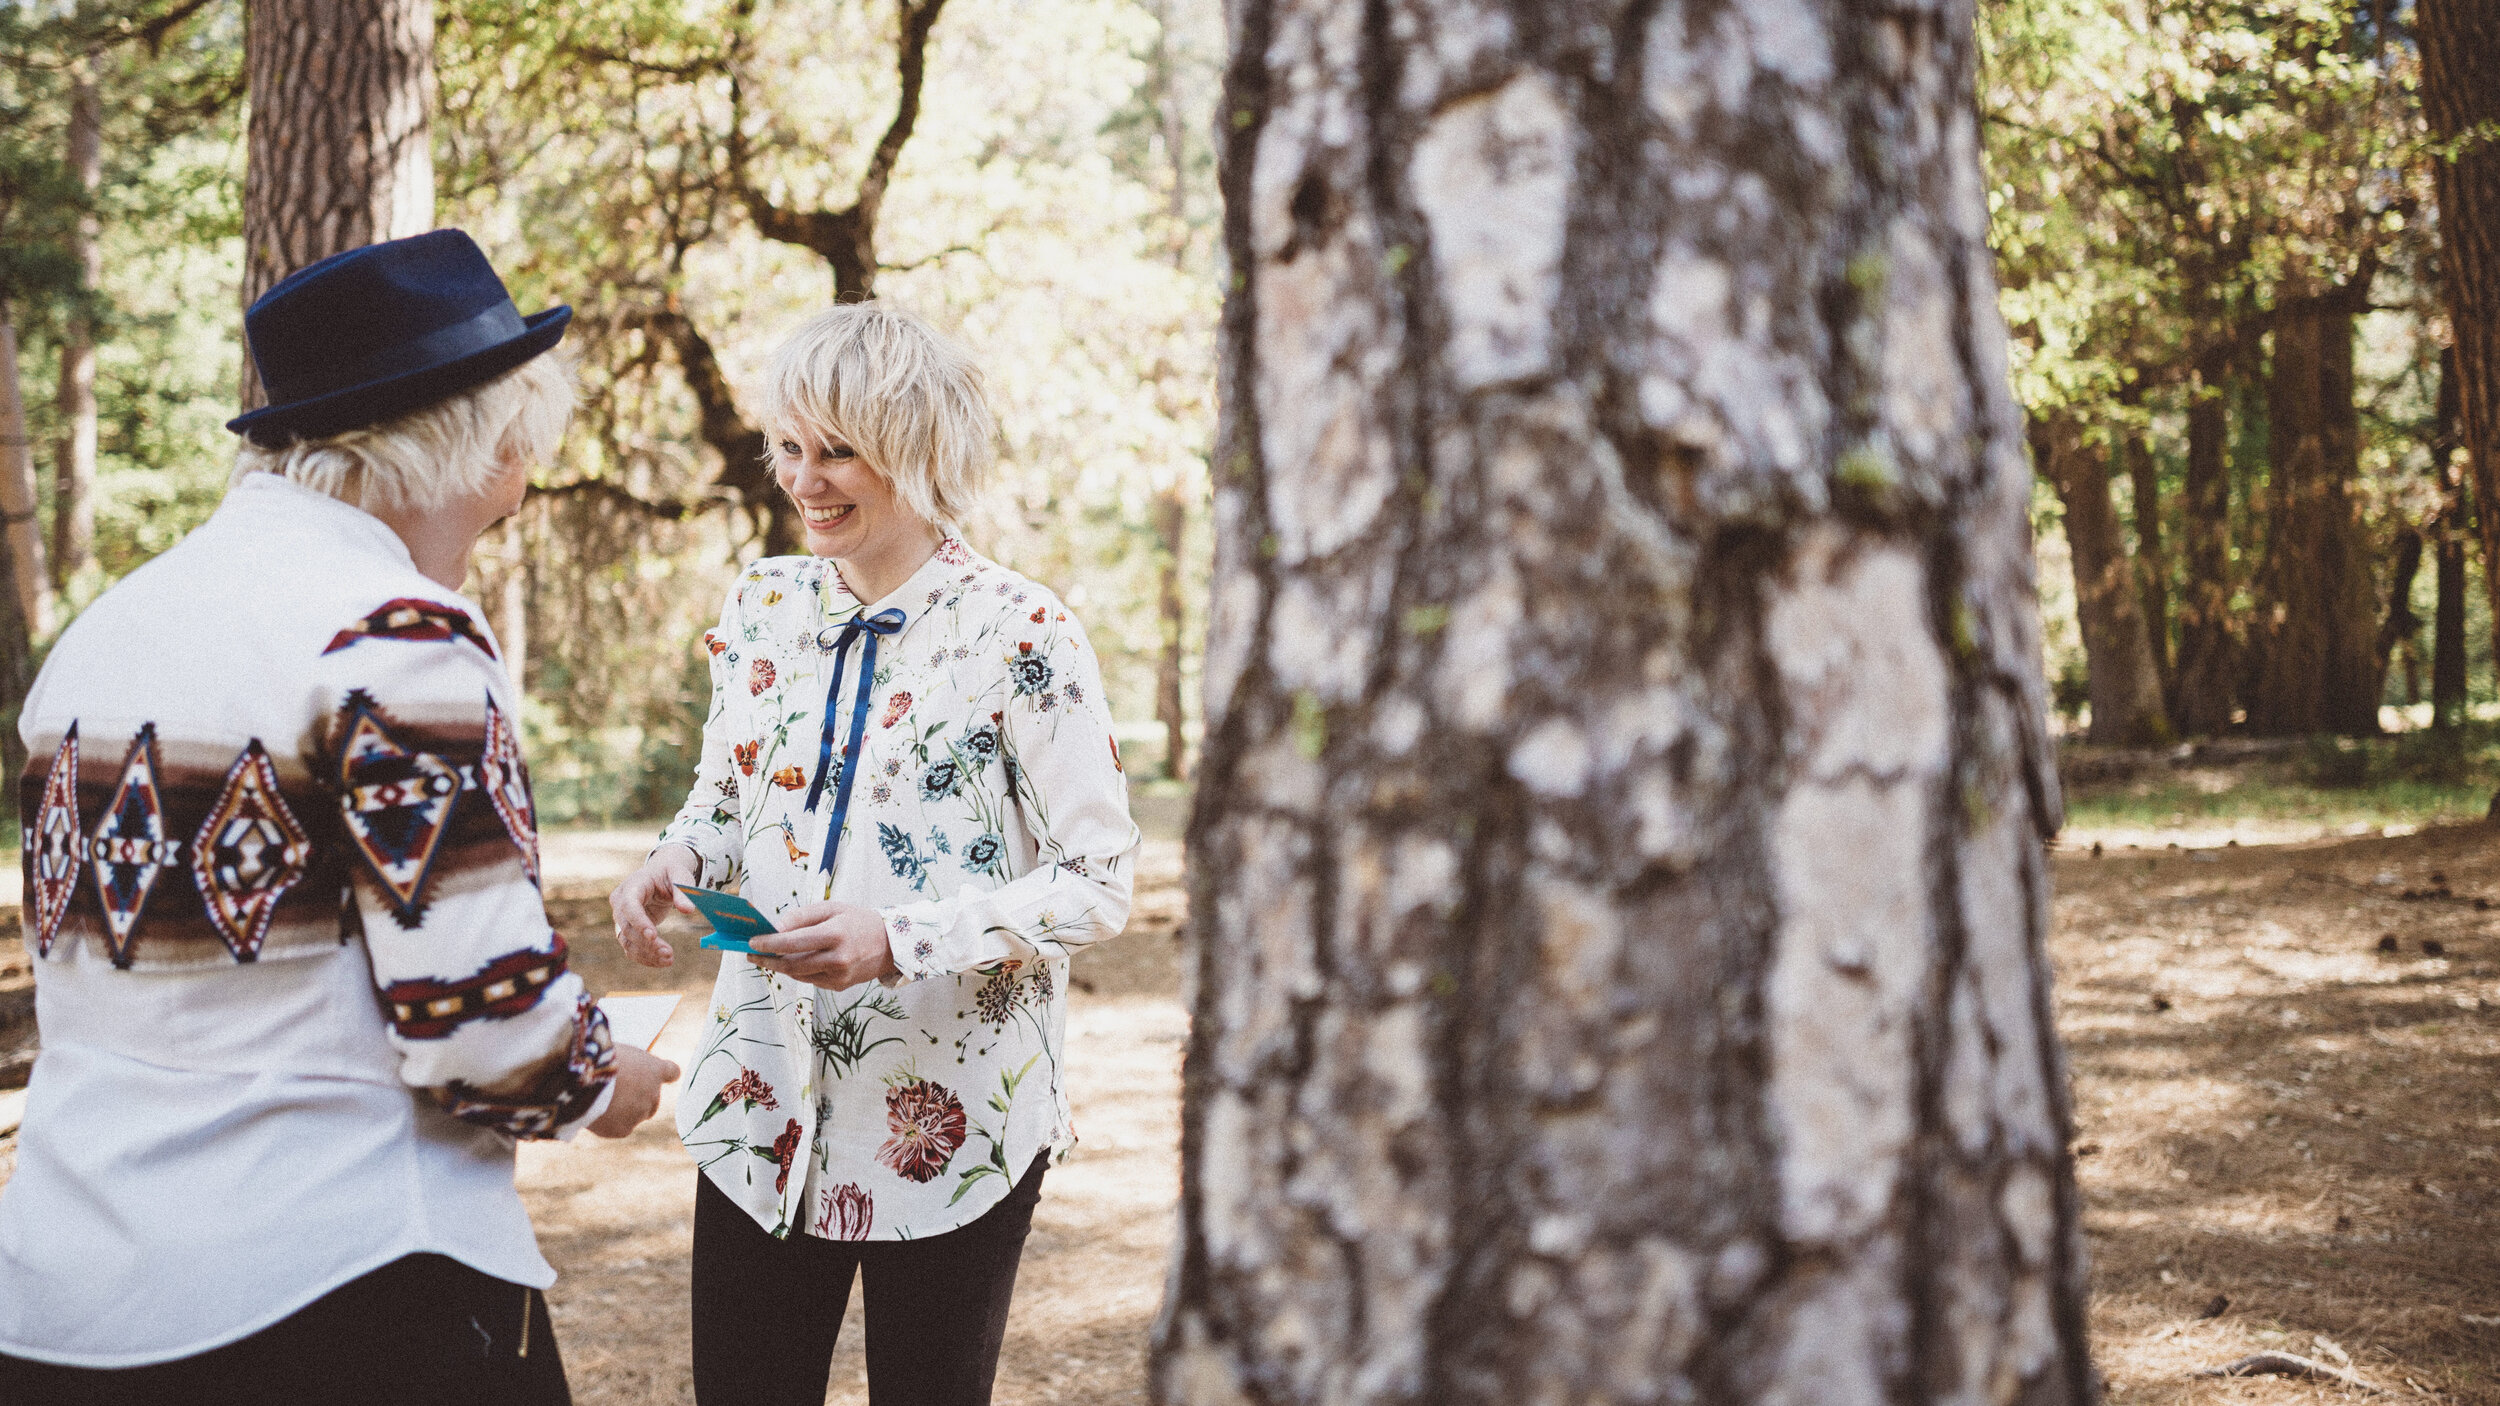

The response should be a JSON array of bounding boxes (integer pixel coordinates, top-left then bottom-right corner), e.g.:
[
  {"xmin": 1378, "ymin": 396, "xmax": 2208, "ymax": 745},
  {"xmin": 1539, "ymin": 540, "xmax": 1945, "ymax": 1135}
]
[
  {"xmin": 770, "ymin": 765, "xmax": 807, "ymax": 790},
  {"xmin": 1029, "ymin": 607, "xmax": 1046, "ymax": 623},
  {"xmin": 815, "ymin": 1183, "xmax": 874, "ymax": 1240},
  {"xmin": 881, "ymin": 691, "xmax": 913, "ymax": 728},
  {"xmin": 771, "ymin": 1118, "xmax": 804, "ymax": 1195},
  {"xmin": 722, "ymin": 1068, "xmax": 778, "ymax": 1110},
  {"xmin": 704, "ymin": 632, "xmax": 727, "ymax": 656},
  {"xmin": 733, "ymin": 740, "xmax": 759, "ymax": 776},
  {"xmin": 748, "ymin": 658, "xmax": 777, "ymax": 695},
  {"xmin": 937, "ymin": 538, "xmax": 971, "ymax": 566},
  {"xmin": 875, "ymin": 1075, "xmax": 968, "ymax": 1184}
]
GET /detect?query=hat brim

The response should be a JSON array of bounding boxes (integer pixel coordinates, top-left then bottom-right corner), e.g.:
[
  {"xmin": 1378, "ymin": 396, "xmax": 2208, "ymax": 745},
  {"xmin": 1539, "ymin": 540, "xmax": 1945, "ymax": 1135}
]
[{"xmin": 227, "ymin": 306, "xmax": 572, "ymax": 447}]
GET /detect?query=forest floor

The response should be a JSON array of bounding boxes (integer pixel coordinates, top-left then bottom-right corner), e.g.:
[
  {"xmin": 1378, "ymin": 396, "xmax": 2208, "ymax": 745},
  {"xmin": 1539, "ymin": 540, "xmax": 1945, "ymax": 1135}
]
[{"xmin": 1, "ymin": 777, "xmax": 2497, "ymax": 1401}]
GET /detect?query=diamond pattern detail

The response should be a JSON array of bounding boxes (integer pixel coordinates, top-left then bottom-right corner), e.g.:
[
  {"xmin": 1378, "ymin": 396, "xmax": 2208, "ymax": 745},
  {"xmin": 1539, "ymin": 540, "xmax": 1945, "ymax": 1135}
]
[
  {"xmin": 478, "ymin": 696, "xmax": 540, "ymax": 886},
  {"xmin": 90, "ymin": 725, "xmax": 178, "ymax": 966},
  {"xmin": 29, "ymin": 726, "xmax": 85, "ymax": 956},
  {"xmin": 191, "ymin": 740, "xmax": 314, "ymax": 962},
  {"xmin": 335, "ymin": 690, "xmax": 465, "ymax": 929}
]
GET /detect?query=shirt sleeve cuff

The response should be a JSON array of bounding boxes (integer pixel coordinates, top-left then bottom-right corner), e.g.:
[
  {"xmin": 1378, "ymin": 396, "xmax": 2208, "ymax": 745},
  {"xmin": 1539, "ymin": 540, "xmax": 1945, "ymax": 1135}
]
[
  {"xmin": 553, "ymin": 1077, "xmax": 618, "ymax": 1142},
  {"xmin": 880, "ymin": 906, "xmax": 944, "ymax": 986}
]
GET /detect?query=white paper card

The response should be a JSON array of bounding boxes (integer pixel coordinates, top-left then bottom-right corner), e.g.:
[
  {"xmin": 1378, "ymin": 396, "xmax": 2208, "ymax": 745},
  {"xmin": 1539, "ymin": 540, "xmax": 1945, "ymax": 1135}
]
[{"xmin": 596, "ymin": 993, "xmax": 682, "ymax": 1051}]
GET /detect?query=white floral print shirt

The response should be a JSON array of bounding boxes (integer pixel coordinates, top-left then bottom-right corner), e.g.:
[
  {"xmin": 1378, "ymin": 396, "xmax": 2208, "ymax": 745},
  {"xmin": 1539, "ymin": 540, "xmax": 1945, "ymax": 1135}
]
[{"xmin": 659, "ymin": 536, "xmax": 1139, "ymax": 1240}]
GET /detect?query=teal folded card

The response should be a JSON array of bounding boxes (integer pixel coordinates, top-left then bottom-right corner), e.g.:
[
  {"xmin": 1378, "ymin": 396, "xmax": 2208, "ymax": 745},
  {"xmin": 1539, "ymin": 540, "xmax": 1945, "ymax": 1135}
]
[{"xmin": 677, "ymin": 885, "xmax": 777, "ymax": 955}]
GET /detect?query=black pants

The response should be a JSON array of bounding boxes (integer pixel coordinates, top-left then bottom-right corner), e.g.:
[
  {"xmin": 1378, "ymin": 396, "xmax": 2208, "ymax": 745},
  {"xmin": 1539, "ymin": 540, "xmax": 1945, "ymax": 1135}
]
[
  {"xmin": 0, "ymin": 1252, "xmax": 569, "ymax": 1406},
  {"xmin": 692, "ymin": 1153, "xmax": 1047, "ymax": 1406}
]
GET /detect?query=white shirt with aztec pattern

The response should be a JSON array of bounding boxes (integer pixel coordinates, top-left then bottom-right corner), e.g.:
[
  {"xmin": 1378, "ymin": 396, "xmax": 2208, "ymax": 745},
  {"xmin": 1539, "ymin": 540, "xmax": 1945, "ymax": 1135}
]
[{"xmin": 659, "ymin": 537, "xmax": 1139, "ymax": 1241}]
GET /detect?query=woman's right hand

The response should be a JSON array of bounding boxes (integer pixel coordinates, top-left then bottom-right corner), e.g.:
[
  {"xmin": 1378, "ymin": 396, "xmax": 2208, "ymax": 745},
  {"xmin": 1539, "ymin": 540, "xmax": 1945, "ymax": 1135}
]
[
  {"xmin": 611, "ymin": 843, "xmax": 701, "ymax": 967},
  {"xmin": 586, "ymin": 1045, "xmax": 681, "ymax": 1139}
]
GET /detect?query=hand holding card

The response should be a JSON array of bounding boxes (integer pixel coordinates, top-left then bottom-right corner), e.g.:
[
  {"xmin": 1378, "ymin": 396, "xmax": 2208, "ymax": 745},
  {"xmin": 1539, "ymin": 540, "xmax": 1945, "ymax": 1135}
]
[{"xmin": 675, "ymin": 885, "xmax": 778, "ymax": 954}]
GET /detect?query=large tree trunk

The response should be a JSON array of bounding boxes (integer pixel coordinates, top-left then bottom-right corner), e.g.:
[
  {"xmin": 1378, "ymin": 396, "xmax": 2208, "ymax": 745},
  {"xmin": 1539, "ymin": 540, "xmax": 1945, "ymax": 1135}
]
[
  {"xmin": 0, "ymin": 308, "xmax": 49, "ymax": 635},
  {"xmin": 2421, "ymin": 0, "xmax": 2500, "ymax": 697},
  {"xmin": 52, "ymin": 52, "xmax": 100, "ymax": 589},
  {"xmin": 2172, "ymin": 349, "xmax": 2237, "ymax": 735},
  {"xmin": 239, "ymin": 0, "xmax": 436, "ymax": 409},
  {"xmin": 2247, "ymin": 295, "xmax": 2380, "ymax": 736},
  {"xmin": 1156, "ymin": 7, "xmax": 2088, "ymax": 1404},
  {"xmin": 2037, "ymin": 418, "xmax": 2168, "ymax": 745},
  {"xmin": 2433, "ymin": 348, "xmax": 2469, "ymax": 730}
]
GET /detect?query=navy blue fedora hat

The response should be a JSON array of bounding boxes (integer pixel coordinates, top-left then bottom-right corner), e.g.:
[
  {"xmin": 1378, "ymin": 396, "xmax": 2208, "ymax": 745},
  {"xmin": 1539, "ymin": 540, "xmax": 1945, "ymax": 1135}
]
[{"xmin": 227, "ymin": 228, "xmax": 570, "ymax": 446}]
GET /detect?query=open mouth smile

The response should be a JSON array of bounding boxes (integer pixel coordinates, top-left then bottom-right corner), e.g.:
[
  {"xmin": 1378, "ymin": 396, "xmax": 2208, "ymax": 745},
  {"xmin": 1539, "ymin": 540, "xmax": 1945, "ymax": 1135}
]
[{"xmin": 800, "ymin": 504, "xmax": 856, "ymax": 529}]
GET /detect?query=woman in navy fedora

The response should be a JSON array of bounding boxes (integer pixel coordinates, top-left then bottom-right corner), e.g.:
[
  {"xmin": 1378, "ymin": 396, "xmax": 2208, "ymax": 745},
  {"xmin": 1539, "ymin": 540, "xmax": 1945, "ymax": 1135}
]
[{"xmin": 0, "ymin": 229, "xmax": 676, "ymax": 1405}]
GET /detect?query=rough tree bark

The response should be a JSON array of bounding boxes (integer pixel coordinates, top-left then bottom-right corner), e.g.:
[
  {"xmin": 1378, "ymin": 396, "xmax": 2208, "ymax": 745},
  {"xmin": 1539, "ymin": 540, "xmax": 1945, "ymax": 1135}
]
[
  {"xmin": 2171, "ymin": 348, "xmax": 2236, "ymax": 736},
  {"xmin": 239, "ymin": 0, "xmax": 435, "ymax": 409},
  {"xmin": 0, "ymin": 307, "xmax": 49, "ymax": 635},
  {"xmin": 2433, "ymin": 348, "xmax": 2468, "ymax": 731},
  {"xmin": 2420, "ymin": 0, "xmax": 2500, "ymax": 689},
  {"xmin": 2036, "ymin": 417, "xmax": 2167, "ymax": 745},
  {"xmin": 2247, "ymin": 292, "xmax": 2379, "ymax": 736},
  {"xmin": 1156, "ymin": 5, "xmax": 2087, "ymax": 1404},
  {"xmin": 52, "ymin": 50, "xmax": 100, "ymax": 589}
]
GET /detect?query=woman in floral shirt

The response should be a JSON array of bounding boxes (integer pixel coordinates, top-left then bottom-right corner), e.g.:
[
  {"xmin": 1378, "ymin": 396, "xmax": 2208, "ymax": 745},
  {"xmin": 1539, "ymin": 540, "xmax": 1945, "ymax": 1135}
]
[{"xmin": 610, "ymin": 303, "xmax": 1138, "ymax": 1405}]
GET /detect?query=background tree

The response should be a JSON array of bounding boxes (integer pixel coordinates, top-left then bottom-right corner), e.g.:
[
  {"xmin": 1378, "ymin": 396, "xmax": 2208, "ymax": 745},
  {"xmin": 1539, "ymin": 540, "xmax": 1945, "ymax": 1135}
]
[
  {"xmin": 238, "ymin": 0, "xmax": 435, "ymax": 406},
  {"xmin": 2419, "ymin": 0, "xmax": 2500, "ymax": 722},
  {"xmin": 1158, "ymin": 3, "xmax": 2084, "ymax": 1402}
]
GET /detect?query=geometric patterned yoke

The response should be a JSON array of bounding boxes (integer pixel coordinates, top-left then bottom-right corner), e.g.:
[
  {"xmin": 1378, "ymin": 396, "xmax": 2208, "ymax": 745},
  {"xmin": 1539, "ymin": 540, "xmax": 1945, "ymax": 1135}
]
[{"xmin": 19, "ymin": 606, "xmax": 543, "ymax": 971}]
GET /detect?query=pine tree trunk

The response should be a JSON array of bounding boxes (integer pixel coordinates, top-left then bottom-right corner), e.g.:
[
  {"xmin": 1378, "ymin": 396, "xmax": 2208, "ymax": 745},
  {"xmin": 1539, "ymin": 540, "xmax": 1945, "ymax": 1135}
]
[
  {"xmin": 0, "ymin": 307, "xmax": 49, "ymax": 635},
  {"xmin": 1157, "ymin": 6, "xmax": 2088, "ymax": 1403},
  {"xmin": 0, "ymin": 310, "xmax": 40, "ymax": 779},
  {"xmin": 2038, "ymin": 418, "xmax": 2168, "ymax": 745},
  {"xmin": 52, "ymin": 53, "xmax": 100, "ymax": 589},
  {"xmin": 2248, "ymin": 297, "xmax": 2379, "ymax": 736},
  {"xmin": 2433, "ymin": 348, "xmax": 2468, "ymax": 730},
  {"xmin": 1152, "ymin": 0, "xmax": 1194, "ymax": 782},
  {"xmin": 2421, "ymin": 0, "xmax": 2500, "ymax": 693},
  {"xmin": 2122, "ymin": 428, "xmax": 2169, "ymax": 701},
  {"xmin": 1155, "ymin": 479, "xmax": 1190, "ymax": 780},
  {"xmin": 2172, "ymin": 350, "xmax": 2236, "ymax": 735},
  {"xmin": 239, "ymin": 0, "xmax": 436, "ymax": 410}
]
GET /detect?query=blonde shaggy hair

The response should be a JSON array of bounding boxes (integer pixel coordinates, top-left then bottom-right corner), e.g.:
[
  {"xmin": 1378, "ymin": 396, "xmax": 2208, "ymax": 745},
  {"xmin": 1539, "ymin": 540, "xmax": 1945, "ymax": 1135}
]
[
  {"xmin": 229, "ymin": 352, "xmax": 576, "ymax": 514},
  {"xmin": 754, "ymin": 302, "xmax": 997, "ymax": 530}
]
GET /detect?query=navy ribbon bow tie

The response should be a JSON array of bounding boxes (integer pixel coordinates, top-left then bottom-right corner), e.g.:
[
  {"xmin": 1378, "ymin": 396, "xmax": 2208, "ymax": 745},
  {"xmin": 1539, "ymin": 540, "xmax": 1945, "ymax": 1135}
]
[{"xmin": 802, "ymin": 607, "xmax": 908, "ymax": 874}]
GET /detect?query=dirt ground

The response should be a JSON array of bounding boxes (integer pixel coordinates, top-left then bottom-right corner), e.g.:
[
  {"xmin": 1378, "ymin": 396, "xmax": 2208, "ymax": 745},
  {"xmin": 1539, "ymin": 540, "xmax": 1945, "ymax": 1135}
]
[{"xmin": 2, "ymin": 804, "xmax": 2496, "ymax": 1401}]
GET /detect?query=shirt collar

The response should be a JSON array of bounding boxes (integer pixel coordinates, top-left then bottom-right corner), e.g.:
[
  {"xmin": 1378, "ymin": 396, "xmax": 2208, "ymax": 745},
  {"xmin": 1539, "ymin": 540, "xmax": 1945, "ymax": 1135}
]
[
  {"xmin": 218, "ymin": 473, "xmax": 420, "ymax": 571},
  {"xmin": 820, "ymin": 537, "xmax": 968, "ymax": 640}
]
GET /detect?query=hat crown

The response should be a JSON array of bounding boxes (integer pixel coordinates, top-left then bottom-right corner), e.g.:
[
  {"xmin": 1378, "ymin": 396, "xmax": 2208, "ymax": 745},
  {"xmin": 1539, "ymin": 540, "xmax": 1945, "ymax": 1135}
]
[{"xmin": 245, "ymin": 230, "xmax": 523, "ymax": 409}]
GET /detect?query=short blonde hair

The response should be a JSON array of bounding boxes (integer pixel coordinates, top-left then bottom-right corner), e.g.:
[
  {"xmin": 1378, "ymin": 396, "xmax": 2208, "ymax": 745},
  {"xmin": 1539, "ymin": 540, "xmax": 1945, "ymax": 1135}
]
[
  {"xmin": 754, "ymin": 302, "xmax": 997, "ymax": 529},
  {"xmin": 229, "ymin": 352, "xmax": 576, "ymax": 514}
]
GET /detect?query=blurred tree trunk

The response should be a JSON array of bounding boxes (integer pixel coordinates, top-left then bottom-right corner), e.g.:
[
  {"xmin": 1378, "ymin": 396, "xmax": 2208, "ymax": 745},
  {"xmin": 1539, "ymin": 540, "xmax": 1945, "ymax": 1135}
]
[
  {"xmin": 0, "ymin": 307, "xmax": 48, "ymax": 636},
  {"xmin": 2433, "ymin": 347, "xmax": 2469, "ymax": 730},
  {"xmin": 0, "ymin": 309, "xmax": 39, "ymax": 779},
  {"xmin": 2421, "ymin": 0, "xmax": 2500, "ymax": 706},
  {"xmin": 2123, "ymin": 426, "xmax": 2170, "ymax": 702},
  {"xmin": 1158, "ymin": 5, "xmax": 2087, "ymax": 1404},
  {"xmin": 2248, "ymin": 293, "xmax": 2379, "ymax": 736},
  {"xmin": 52, "ymin": 50, "xmax": 99, "ymax": 589},
  {"xmin": 239, "ymin": 0, "xmax": 436, "ymax": 409},
  {"xmin": 2173, "ymin": 348, "xmax": 2237, "ymax": 735},
  {"xmin": 1150, "ymin": 0, "xmax": 1191, "ymax": 781},
  {"xmin": 2374, "ymin": 527, "xmax": 2423, "ymax": 690},
  {"xmin": 2037, "ymin": 417, "xmax": 2169, "ymax": 745},
  {"xmin": 1153, "ymin": 481, "xmax": 1188, "ymax": 780}
]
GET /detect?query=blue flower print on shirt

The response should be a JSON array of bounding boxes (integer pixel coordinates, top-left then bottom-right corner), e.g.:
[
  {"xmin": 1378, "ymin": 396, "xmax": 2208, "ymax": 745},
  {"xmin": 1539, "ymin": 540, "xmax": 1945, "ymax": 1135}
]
[
  {"xmin": 921, "ymin": 758, "xmax": 962, "ymax": 802},
  {"xmin": 878, "ymin": 823, "xmax": 929, "ymax": 892},
  {"xmin": 962, "ymin": 832, "xmax": 1003, "ymax": 877}
]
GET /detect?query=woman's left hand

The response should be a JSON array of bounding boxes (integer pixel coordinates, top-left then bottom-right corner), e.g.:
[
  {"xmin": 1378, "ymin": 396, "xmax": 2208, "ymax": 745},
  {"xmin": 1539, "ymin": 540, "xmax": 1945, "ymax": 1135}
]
[{"xmin": 747, "ymin": 901, "xmax": 898, "ymax": 991}]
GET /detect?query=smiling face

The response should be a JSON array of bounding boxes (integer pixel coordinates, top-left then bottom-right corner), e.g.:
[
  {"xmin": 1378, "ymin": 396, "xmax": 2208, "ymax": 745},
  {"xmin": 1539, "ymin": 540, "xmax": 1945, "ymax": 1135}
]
[{"xmin": 772, "ymin": 426, "xmax": 927, "ymax": 564}]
